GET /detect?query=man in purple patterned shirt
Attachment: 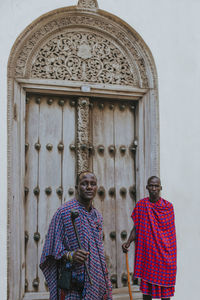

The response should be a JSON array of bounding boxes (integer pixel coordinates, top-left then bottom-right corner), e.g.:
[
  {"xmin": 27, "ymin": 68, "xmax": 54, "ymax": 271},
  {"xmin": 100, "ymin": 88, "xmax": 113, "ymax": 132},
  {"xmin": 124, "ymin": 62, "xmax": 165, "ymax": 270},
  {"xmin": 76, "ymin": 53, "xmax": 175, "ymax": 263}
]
[{"xmin": 40, "ymin": 171, "xmax": 112, "ymax": 300}]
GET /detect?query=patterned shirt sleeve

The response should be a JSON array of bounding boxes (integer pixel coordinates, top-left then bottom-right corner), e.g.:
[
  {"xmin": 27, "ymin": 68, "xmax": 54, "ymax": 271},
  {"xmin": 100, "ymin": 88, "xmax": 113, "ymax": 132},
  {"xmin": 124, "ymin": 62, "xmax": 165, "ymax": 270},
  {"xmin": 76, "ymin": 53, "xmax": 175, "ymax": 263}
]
[{"xmin": 40, "ymin": 208, "xmax": 69, "ymax": 300}]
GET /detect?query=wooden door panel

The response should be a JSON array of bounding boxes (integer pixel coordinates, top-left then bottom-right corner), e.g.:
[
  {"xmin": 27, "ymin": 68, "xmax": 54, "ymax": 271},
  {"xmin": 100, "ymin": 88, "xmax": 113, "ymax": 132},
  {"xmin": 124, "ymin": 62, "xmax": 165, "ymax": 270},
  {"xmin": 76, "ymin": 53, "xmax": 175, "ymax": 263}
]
[
  {"xmin": 91, "ymin": 100, "xmax": 136, "ymax": 289},
  {"xmin": 37, "ymin": 96, "xmax": 63, "ymax": 292},
  {"xmin": 91, "ymin": 100, "xmax": 117, "ymax": 284},
  {"xmin": 114, "ymin": 103, "xmax": 136, "ymax": 288},
  {"xmin": 25, "ymin": 94, "xmax": 76, "ymax": 296}
]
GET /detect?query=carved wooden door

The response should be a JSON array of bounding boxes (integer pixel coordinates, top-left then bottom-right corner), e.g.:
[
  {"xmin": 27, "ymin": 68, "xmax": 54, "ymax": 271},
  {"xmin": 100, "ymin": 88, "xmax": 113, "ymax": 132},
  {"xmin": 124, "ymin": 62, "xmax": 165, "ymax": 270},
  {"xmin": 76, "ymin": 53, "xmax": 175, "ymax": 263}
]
[{"xmin": 24, "ymin": 93, "xmax": 136, "ymax": 298}]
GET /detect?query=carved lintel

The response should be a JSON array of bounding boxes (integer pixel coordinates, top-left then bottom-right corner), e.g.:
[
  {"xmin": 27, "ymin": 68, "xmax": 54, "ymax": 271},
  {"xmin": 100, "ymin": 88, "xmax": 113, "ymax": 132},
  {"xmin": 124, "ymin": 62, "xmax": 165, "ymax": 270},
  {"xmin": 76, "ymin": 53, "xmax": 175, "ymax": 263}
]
[
  {"xmin": 77, "ymin": 97, "xmax": 90, "ymax": 174},
  {"xmin": 11, "ymin": 12, "xmax": 151, "ymax": 88},
  {"xmin": 31, "ymin": 31, "xmax": 138, "ymax": 87},
  {"xmin": 77, "ymin": 0, "xmax": 99, "ymax": 10}
]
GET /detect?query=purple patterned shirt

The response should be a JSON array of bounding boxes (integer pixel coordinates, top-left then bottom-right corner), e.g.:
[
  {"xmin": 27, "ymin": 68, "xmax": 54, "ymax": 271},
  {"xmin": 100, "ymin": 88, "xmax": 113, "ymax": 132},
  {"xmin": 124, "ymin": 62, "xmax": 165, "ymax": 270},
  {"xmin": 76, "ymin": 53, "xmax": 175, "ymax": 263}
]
[{"xmin": 40, "ymin": 198, "xmax": 112, "ymax": 300}]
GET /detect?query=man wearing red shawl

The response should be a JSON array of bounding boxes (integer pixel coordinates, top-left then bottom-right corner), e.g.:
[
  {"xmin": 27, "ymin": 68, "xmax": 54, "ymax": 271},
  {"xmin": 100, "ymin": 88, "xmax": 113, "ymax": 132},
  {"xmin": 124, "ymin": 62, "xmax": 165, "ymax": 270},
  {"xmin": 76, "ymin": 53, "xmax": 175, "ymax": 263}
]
[
  {"xmin": 40, "ymin": 171, "xmax": 112, "ymax": 300},
  {"xmin": 122, "ymin": 176, "xmax": 177, "ymax": 300}
]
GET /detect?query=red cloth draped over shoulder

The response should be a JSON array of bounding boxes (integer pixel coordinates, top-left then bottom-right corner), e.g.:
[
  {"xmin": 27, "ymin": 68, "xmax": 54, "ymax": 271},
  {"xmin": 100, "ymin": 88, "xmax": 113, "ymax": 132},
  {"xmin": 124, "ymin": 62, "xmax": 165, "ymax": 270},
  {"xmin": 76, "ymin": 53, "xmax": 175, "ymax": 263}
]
[{"xmin": 131, "ymin": 197, "xmax": 177, "ymax": 287}]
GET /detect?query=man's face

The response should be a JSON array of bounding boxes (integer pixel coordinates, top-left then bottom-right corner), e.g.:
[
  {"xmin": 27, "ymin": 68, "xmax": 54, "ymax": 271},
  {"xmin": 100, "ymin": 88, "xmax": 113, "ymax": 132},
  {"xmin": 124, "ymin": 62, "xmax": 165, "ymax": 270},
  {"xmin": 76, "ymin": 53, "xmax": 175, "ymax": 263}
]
[
  {"xmin": 77, "ymin": 172, "xmax": 97, "ymax": 202},
  {"xmin": 146, "ymin": 177, "xmax": 162, "ymax": 199}
]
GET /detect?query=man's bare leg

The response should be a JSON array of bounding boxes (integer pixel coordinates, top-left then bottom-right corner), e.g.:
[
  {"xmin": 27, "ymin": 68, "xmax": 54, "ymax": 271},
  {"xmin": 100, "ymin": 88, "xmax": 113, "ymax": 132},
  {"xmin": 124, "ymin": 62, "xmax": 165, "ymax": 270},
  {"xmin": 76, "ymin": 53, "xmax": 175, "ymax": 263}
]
[{"xmin": 143, "ymin": 295, "xmax": 152, "ymax": 300}]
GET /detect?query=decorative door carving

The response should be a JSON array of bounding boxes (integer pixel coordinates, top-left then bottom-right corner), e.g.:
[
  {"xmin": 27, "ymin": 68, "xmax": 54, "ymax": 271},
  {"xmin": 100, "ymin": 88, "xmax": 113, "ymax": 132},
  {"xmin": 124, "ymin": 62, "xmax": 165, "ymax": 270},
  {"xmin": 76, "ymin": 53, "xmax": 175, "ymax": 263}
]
[
  {"xmin": 31, "ymin": 31, "xmax": 138, "ymax": 87},
  {"xmin": 24, "ymin": 93, "xmax": 136, "ymax": 297}
]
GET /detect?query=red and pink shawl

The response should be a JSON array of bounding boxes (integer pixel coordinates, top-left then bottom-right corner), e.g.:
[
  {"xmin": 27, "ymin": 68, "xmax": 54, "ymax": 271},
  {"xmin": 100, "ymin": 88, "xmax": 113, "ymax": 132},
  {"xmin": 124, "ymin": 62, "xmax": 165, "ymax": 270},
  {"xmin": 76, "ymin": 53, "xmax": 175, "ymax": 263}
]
[{"xmin": 131, "ymin": 197, "xmax": 177, "ymax": 287}]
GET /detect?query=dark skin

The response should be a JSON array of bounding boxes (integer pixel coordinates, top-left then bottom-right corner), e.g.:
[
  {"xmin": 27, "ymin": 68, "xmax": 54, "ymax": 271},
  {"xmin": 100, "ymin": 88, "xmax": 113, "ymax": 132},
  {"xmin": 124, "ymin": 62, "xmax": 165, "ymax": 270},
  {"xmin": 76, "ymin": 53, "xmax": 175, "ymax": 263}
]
[
  {"xmin": 122, "ymin": 177, "xmax": 169, "ymax": 300},
  {"xmin": 146, "ymin": 176, "xmax": 162, "ymax": 203},
  {"xmin": 71, "ymin": 172, "xmax": 98, "ymax": 265}
]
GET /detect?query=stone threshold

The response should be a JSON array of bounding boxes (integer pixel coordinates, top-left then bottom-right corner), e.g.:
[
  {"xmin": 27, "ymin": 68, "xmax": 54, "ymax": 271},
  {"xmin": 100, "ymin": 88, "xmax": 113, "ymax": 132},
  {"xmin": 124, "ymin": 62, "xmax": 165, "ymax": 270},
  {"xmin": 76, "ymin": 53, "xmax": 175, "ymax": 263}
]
[
  {"xmin": 22, "ymin": 286, "xmax": 142, "ymax": 300},
  {"xmin": 113, "ymin": 285, "xmax": 142, "ymax": 300}
]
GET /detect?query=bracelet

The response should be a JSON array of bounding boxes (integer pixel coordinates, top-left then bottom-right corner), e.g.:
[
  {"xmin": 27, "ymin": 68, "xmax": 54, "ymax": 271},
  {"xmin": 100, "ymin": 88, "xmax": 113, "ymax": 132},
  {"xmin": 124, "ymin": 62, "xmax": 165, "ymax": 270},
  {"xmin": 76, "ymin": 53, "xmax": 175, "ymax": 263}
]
[
  {"xmin": 65, "ymin": 251, "xmax": 74, "ymax": 262},
  {"xmin": 68, "ymin": 252, "xmax": 73, "ymax": 262},
  {"xmin": 64, "ymin": 252, "xmax": 69, "ymax": 260}
]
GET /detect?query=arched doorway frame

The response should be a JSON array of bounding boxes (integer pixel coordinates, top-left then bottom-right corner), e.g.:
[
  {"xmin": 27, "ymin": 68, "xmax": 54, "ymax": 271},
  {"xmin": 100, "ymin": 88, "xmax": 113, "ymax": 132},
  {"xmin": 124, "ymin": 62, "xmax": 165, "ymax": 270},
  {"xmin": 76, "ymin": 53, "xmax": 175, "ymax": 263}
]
[{"xmin": 7, "ymin": 1, "xmax": 159, "ymax": 299}]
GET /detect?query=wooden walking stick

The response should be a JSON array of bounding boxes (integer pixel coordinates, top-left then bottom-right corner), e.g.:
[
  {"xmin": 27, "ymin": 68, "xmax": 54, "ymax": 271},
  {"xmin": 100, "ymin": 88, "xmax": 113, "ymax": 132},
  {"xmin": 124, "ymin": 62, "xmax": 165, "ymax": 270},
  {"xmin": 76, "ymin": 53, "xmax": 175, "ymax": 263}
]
[{"xmin": 125, "ymin": 252, "xmax": 133, "ymax": 300}]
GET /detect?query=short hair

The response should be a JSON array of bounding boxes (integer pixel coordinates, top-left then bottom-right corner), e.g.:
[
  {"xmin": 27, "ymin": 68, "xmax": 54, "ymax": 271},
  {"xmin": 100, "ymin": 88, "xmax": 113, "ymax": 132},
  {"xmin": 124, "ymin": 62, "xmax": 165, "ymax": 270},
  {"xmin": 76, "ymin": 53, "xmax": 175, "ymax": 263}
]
[
  {"xmin": 76, "ymin": 171, "xmax": 97, "ymax": 186},
  {"xmin": 147, "ymin": 176, "xmax": 161, "ymax": 185}
]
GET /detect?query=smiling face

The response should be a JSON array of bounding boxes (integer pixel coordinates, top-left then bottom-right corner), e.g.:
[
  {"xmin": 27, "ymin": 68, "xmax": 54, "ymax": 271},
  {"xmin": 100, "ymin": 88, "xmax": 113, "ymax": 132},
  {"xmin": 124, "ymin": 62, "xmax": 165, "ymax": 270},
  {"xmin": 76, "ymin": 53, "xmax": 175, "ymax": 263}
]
[
  {"xmin": 146, "ymin": 176, "xmax": 162, "ymax": 202},
  {"xmin": 77, "ymin": 172, "xmax": 97, "ymax": 204}
]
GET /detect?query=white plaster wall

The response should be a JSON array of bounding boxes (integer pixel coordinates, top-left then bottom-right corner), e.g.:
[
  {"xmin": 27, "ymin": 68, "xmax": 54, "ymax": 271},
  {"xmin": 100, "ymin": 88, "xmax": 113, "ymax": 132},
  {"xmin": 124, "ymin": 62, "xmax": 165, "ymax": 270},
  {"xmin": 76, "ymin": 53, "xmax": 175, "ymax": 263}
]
[{"xmin": 0, "ymin": 0, "xmax": 200, "ymax": 299}]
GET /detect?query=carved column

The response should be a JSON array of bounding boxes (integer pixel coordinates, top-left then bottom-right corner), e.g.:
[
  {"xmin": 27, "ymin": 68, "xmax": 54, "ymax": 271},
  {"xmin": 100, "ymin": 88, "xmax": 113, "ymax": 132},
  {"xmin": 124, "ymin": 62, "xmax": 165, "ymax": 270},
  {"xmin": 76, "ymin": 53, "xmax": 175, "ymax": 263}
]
[{"xmin": 76, "ymin": 97, "xmax": 90, "ymax": 174}]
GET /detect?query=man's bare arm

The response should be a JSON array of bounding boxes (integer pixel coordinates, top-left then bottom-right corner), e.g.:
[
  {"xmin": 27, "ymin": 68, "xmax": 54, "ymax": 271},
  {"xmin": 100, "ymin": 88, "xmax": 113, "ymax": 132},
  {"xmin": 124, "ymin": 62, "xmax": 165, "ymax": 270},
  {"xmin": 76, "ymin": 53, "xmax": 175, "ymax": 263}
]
[{"xmin": 122, "ymin": 226, "xmax": 136, "ymax": 253}]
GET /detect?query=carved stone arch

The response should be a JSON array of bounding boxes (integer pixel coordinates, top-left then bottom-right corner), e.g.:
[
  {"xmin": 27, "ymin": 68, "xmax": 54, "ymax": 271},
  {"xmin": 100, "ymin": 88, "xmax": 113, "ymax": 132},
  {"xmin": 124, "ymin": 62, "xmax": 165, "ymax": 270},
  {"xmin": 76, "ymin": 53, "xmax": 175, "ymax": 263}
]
[
  {"xmin": 8, "ymin": 5, "xmax": 157, "ymax": 89},
  {"xmin": 7, "ymin": 1, "xmax": 159, "ymax": 299}
]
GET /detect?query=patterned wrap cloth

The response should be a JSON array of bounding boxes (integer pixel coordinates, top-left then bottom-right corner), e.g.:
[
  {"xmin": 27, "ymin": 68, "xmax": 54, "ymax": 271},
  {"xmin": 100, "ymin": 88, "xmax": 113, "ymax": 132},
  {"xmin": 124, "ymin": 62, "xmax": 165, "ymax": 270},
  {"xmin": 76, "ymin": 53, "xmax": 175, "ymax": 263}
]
[
  {"xmin": 40, "ymin": 199, "xmax": 112, "ymax": 300},
  {"xmin": 131, "ymin": 197, "xmax": 177, "ymax": 298}
]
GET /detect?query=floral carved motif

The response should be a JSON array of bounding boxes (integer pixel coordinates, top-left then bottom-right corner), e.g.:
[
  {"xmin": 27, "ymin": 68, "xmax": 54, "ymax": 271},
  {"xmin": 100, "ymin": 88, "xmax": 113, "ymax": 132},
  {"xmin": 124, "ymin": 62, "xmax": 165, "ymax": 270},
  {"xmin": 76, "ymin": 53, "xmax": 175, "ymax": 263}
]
[{"xmin": 31, "ymin": 32, "xmax": 138, "ymax": 86}]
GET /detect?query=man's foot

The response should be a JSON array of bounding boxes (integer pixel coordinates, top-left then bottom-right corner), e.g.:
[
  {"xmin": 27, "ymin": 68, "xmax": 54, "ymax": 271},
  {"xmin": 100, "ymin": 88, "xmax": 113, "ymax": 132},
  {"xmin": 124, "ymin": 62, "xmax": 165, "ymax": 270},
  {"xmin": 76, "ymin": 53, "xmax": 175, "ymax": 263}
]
[{"xmin": 143, "ymin": 295, "xmax": 152, "ymax": 300}]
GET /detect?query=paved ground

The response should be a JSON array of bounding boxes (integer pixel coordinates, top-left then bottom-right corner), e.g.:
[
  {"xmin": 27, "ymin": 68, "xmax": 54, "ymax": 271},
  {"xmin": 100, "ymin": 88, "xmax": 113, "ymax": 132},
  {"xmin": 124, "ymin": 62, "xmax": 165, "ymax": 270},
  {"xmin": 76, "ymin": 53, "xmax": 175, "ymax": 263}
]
[{"xmin": 113, "ymin": 285, "xmax": 142, "ymax": 300}]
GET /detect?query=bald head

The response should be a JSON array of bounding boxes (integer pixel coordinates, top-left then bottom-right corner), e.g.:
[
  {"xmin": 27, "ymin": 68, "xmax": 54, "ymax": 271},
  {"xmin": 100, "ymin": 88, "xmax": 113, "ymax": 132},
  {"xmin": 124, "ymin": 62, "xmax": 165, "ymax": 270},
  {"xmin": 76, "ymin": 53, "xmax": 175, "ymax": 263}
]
[
  {"xmin": 76, "ymin": 171, "xmax": 97, "ymax": 186},
  {"xmin": 76, "ymin": 171, "xmax": 98, "ymax": 207},
  {"xmin": 147, "ymin": 176, "xmax": 161, "ymax": 185},
  {"xmin": 146, "ymin": 176, "xmax": 162, "ymax": 202}
]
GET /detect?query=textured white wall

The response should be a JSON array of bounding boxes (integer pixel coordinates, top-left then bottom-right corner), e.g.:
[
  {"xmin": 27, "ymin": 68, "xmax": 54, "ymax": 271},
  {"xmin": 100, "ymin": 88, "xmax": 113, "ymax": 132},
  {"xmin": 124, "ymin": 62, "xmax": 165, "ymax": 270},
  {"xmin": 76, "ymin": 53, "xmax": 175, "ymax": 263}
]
[{"xmin": 1, "ymin": 0, "xmax": 200, "ymax": 299}]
